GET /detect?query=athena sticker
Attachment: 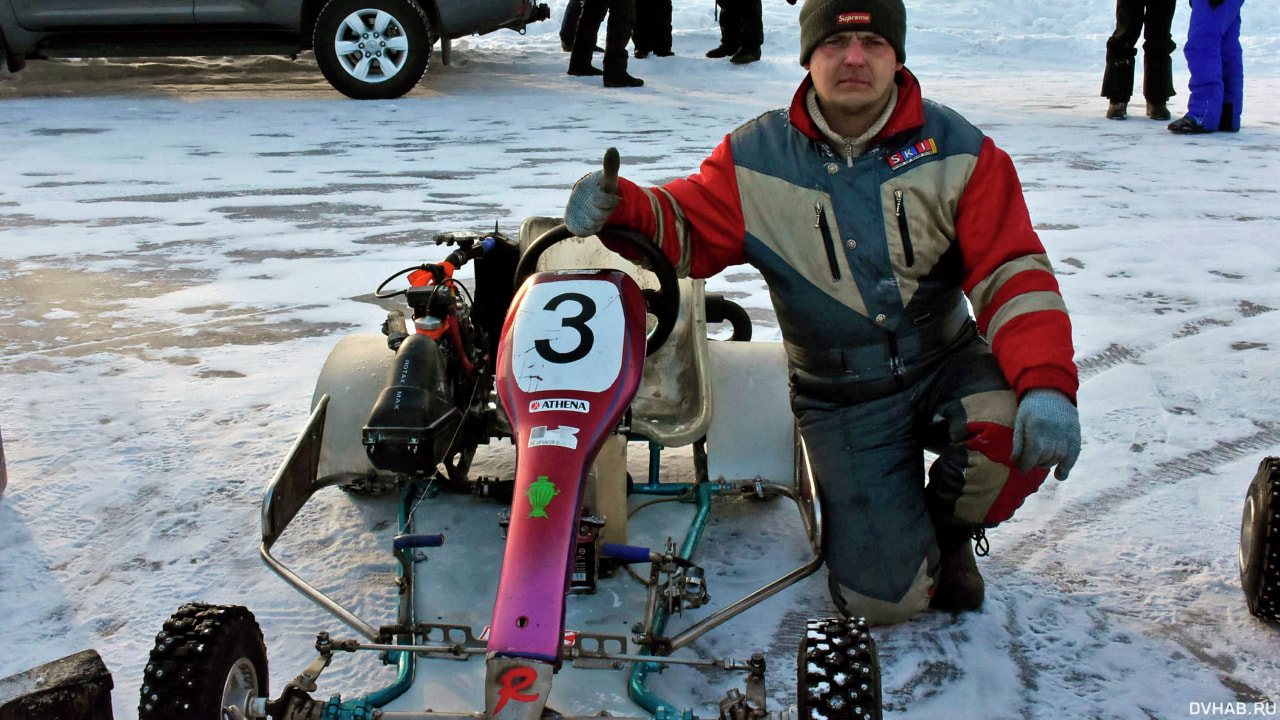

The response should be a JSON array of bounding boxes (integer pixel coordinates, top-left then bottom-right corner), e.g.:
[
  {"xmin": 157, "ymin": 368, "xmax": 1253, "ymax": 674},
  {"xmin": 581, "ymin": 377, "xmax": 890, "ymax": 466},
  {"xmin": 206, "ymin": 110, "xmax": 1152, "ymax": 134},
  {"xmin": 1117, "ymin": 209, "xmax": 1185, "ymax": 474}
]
[
  {"xmin": 528, "ymin": 426, "xmax": 580, "ymax": 449},
  {"xmin": 529, "ymin": 399, "xmax": 591, "ymax": 413},
  {"xmin": 511, "ymin": 279, "xmax": 625, "ymax": 393}
]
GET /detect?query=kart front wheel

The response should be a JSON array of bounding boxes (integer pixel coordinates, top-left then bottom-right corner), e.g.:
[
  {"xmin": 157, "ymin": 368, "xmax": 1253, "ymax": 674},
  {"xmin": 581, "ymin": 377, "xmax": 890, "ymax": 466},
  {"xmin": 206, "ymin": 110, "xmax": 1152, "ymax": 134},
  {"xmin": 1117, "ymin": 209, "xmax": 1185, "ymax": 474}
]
[
  {"xmin": 1241, "ymin": 457, "xmax": 1280, "ymax": 623},
  {"xmin": 797, "ymin": 617, "xmax": 882, "ymax": 720},
  {"xmin": 313, "ymin": 0, "xmax": 433, "ymax": 99},
  {"xmin": 139, "ymin": 603, "xmax": 269, "ymax": 720}
]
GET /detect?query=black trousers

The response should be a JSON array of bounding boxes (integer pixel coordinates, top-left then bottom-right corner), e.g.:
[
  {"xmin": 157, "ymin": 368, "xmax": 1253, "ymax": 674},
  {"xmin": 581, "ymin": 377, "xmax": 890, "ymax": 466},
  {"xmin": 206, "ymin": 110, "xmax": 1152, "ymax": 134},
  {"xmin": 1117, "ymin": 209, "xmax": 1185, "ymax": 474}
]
[
  {"xmin": 1101, "ymin": 0, "xmax": 1177, "ymax": 103},
  {"xmin": 715, "ymin": 0, "xmax": 763, "ymax": 53},
  {"xmin": 560, "ymin": 0, "xmax": 583, "ymax": 49},
  {"xmin": 632, "ymin": 0, "xmax": 672, "ymax": 54},
  {"xmin": 570, "ymin": 0, "xmax": 636, "ymax": 77}
]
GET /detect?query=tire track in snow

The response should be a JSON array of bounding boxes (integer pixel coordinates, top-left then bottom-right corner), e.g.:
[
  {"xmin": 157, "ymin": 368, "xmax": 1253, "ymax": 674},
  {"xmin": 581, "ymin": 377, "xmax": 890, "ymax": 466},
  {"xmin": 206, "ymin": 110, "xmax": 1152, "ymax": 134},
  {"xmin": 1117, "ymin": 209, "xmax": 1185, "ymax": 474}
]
[
  {"xmin": 999, "ymin": 424, "xmax": 1280, "ymax": 570},
  {"xmin": 1074, "ymin": 300, "xmax": 1274, "ymax": 381},
  {"xmin": 993, "ymin": 298, "xmax": 1280, "ymax": 706}
]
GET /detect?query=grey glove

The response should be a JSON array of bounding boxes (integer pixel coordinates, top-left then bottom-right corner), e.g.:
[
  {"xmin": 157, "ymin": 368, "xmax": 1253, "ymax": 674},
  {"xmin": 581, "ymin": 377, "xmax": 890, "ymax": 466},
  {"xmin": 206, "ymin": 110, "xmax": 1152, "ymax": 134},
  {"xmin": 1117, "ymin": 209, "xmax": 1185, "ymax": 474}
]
[
  {"xmin": 1011, "ymin": 388, "xmax": 1081, "ymax": 480},
  {"xmin": 565, "ymin": 147, "xmax": 621, "ymax": 237}
]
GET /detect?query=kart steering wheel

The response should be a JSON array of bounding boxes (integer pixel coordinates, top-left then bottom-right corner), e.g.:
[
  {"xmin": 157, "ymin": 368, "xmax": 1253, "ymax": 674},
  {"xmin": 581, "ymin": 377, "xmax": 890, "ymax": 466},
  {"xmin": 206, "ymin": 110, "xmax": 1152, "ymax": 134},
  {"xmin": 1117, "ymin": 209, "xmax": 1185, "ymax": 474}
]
[{"xmin": 514, "ymin": 224, "xmax": 679, "ymax": 357}]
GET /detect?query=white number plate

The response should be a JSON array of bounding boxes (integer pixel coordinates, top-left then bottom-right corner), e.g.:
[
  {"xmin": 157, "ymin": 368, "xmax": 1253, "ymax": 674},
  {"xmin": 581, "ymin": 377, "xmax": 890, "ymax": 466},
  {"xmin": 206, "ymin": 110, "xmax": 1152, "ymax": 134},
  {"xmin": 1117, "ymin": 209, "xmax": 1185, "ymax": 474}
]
[{"xmin": 511, "ymin": 279, "xmax": 626, "ymax": 393}]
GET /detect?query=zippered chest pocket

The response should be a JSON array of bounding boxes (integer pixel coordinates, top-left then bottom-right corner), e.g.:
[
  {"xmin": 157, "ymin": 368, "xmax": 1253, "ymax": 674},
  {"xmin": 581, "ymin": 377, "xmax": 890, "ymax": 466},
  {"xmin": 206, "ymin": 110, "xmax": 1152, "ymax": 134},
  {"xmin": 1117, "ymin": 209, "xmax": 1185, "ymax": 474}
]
[
  {"xmin": 893, "ymin": 189, "xmax": 914, "ymax": 267},
  {"xmin": 814, "ymin": 201, "xmax": 841, "ymax": 282}
]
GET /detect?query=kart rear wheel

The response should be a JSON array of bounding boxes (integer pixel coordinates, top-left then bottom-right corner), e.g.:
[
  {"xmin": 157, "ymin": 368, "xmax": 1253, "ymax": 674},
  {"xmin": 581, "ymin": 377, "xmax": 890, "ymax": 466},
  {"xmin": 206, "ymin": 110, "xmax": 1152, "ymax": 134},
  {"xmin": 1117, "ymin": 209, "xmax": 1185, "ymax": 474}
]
[
  {"xmin": 1241, "ymin": 457, "xmax": 1280, "ymax": 623},
  {"xmin": 797, "ymin": 617, "xmax": 881, "ymax": 720},
  {"xmin": 139, "ymin": 603, "xmax": 268, "ymax": 720},
  {"xmin": 313, "ymin": 0, "xmax": 432, "ymax": 100}
]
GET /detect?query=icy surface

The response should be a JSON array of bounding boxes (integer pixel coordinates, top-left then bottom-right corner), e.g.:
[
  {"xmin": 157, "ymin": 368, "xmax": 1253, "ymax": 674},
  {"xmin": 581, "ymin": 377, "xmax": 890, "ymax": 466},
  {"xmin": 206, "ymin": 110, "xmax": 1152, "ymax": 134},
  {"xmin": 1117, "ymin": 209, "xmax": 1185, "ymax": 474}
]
[{"xmin": 2, "ymin": 0, "xmax": 1280, "ymax": 718}]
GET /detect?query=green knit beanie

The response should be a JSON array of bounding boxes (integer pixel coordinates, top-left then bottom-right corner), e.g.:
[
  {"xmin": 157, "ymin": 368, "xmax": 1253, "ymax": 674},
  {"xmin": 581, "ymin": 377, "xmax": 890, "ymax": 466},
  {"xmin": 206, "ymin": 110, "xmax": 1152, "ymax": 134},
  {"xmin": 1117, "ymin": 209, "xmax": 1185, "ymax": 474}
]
[{"xmin": 799, "ymin": 0, "xmax": 906, "ymax": 65}]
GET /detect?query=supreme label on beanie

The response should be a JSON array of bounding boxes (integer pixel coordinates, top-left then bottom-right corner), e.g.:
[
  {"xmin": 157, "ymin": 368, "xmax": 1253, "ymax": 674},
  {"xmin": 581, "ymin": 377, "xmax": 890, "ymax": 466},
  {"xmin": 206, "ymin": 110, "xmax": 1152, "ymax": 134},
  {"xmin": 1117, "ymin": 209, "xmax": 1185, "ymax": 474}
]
[{"xmin": 837, "ymin": 12, "xmax": 871, "ymax": 24}]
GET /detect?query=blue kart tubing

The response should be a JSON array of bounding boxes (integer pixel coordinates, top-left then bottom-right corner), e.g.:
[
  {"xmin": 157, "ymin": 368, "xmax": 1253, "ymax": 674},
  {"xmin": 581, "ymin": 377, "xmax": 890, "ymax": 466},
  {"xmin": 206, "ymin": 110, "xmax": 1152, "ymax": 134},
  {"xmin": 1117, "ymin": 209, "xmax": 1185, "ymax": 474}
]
[
  {"xmin": 393, "ymin": 533, "xmax": 445, "ymax": 551},
  {"xmin": 601, "ymin": 542, "xmax": 654, "ymax": 563}
]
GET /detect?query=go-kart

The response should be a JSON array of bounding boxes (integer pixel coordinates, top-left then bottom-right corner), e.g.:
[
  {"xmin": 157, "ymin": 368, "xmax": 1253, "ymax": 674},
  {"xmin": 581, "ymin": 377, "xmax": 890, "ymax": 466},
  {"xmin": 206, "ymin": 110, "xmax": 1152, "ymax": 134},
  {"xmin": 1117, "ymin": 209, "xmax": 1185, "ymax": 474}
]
[{"xmin": 138, "ymin": 207, "xmax": 885, "ymax": 720}]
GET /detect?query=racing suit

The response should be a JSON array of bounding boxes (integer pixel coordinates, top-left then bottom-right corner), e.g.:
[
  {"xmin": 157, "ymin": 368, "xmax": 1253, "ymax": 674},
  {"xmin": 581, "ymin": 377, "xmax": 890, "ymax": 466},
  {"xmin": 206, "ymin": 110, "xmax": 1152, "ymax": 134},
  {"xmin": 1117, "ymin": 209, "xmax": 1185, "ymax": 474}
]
[{"xmin": 600, "ymin": 69, "xmax": 1079, "ymax": 606}]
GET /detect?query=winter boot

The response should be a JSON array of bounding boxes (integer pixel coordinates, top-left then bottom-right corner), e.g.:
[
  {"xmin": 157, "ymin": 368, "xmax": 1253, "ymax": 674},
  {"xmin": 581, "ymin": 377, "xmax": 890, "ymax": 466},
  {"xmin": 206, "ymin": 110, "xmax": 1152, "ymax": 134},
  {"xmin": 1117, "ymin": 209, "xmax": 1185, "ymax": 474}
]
[
  {"xmin": 603, "ymin": 72, "xmax": 644, "ymax": 88},
  {"xmin": 730, "ymin": 47, "xmax": 761, "ymax": 65},
  {"xmin": 705, "ymin": 44, "xmax": 735, "ymax": 59},
  {"xmin": 1146, "ymin": 101, "xmax": 1171, "ymax": 121},
  {"xmin": 567, "ymin": 42, "xmax": 602, "ymax": 76},
  {"xmin": 1219, "ymin": 103, "xmax": 1239, "ymax": 132},
  {"xmin": 1168, "ymin": 115, "xmax": 1210, "ymax": 135},
  {"xmin": 1105, "ymin": 101, "xmax": 1127, "ymax": 120},
  {"xmin": 929, "ymin": 519, "xmax": 985, "ymax": 612}
]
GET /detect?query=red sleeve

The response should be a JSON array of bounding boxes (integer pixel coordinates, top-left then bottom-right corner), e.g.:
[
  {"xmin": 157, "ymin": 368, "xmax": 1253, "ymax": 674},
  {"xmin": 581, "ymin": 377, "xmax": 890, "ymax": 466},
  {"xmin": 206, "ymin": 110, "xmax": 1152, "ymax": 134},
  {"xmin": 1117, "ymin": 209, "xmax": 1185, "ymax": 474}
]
[
  {"xmin": 956, "ymin": 137, "xmax": 1079, "ymax": 402},
  {"xmin": 606, "ymin": 136, "xmax": 747, "ymax": 278}
]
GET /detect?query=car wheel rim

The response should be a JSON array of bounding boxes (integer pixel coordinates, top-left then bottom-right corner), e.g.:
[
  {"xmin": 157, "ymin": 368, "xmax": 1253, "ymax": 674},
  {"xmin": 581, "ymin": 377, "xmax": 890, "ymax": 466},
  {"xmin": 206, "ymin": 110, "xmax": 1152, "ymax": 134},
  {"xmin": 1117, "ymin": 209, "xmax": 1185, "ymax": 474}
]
[
  {"xmin": 1241, "ymin": 493, "xmax": 1257, "ymax": 575},
  {"xmin": 333, "ymin": 9, "xmax": 411, "ymax": 84},
  {"xmin": 221, "ymin": 656, "xmax": 259, "ymax": 712}
]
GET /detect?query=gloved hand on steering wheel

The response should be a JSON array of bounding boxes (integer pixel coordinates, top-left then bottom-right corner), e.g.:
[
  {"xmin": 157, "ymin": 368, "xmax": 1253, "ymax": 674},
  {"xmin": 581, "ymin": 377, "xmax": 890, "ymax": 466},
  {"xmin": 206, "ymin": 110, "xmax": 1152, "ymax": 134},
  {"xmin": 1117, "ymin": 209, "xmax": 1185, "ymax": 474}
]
[
  {"xmin": 1011, "ymin": 388, "xmax": 1081, "ymax": 480},
  {"xmin": 565, "ymin": 147, "xmax": 622, "ymax": 238}
]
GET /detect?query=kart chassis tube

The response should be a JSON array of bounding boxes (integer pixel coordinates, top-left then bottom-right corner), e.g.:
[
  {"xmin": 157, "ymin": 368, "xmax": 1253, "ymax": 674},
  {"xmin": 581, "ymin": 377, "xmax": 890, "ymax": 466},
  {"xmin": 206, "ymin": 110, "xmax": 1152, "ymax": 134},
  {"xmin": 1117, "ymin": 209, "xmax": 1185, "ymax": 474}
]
[
  {"xmin": 259, "ymin": 394, "xmax": 416, "ymax": 708},
  {"xmin": 260, "ymin": 398, "xmax": 824, "ymax": 719},
  {"xmin": 626, "ymin": 443, "xmax": 825, "ymax": 719}
]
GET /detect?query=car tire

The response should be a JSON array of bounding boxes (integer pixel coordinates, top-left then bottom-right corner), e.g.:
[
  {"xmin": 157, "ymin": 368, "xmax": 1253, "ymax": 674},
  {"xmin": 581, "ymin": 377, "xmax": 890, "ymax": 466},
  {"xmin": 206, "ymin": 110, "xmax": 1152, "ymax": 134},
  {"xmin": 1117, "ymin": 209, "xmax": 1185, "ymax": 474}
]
[
  {"xmin": 1241, "ymin": 457, "xmax": 1280, "ymax": 624},
  {"xmin": 138, "ymin": 603, "xmax": 269, "ymax": 720},
  {"xmin": 797, "ymin": 616, "xmax": 882, "ymax": 720},
  {"xmin": 313, "ymin": 0, "xmax": 432, "ymax": 100}
]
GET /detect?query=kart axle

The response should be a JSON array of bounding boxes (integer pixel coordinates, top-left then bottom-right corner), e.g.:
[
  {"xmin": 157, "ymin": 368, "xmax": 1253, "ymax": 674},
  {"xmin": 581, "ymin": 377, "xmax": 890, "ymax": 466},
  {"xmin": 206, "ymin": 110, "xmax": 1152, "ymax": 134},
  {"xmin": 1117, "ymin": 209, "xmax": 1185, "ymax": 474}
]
[{"xmin": 336, "ymin": 640, "xmax": 763, "ymax": 671}]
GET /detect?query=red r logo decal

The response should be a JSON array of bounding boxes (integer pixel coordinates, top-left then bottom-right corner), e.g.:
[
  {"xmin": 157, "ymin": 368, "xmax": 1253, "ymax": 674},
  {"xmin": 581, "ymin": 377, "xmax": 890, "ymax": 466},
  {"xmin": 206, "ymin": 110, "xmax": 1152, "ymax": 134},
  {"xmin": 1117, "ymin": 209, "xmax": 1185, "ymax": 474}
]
[{"xmin": 494, "ymin": 666, "xmax": 539, "ymax": 713}]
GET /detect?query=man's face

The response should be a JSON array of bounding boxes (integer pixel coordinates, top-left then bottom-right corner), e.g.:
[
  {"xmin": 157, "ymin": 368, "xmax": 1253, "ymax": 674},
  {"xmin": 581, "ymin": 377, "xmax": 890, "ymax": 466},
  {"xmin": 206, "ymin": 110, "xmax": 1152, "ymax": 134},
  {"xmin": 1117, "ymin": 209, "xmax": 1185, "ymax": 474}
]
[{"xmin": 805, "ymin": 30, "xmax": 903, "ymax": 124}]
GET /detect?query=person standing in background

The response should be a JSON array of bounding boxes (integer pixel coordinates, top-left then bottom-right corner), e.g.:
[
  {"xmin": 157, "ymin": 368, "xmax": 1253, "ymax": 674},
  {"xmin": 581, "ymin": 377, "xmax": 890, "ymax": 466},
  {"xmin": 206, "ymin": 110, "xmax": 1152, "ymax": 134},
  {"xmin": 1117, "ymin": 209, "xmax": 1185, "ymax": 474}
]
[
  {"xmin": 633, "ymin": 0, "xmax": 674, "ymax": 58},
  {"xmin": 1101, "ymin": 0, "xmax": 1177, "ymax": 120},
  {"xmin": 705, "ymin": 0, "xmax": 766, "ymax": 65},
  {"xmin": 561, "ymin": 0, "xmax": 584, "ymax": 51},
  {"xmin": 567, "ymin": 0, "xmax": 645, "ymax": 87},
  {"xmin": 1168, "ymin": 0, "xmax": 1244, "ymax": 134}
]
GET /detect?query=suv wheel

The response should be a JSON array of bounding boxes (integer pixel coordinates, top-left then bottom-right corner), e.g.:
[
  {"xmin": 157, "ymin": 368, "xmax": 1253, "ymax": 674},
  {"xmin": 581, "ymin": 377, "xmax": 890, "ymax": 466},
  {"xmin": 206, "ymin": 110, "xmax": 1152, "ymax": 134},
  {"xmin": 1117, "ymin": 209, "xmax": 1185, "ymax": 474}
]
[{"xmin": 313, "ymin": 0, "xmax": 432, "ymax": 100}]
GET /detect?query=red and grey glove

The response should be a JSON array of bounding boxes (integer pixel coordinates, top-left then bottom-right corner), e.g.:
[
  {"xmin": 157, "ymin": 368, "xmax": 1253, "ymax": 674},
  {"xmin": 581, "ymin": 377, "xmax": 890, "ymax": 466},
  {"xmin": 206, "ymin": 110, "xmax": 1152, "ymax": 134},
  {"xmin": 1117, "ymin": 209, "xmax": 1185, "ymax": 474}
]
[{"xmin": 564, "ymin": 148, "xmax": 622, "ymax": 238}]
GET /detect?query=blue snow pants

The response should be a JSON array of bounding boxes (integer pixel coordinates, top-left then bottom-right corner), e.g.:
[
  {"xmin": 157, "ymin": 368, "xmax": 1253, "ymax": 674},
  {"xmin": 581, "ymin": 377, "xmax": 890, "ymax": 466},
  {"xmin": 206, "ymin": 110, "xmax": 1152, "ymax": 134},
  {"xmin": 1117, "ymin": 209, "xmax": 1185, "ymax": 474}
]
[{"xmin": 1184, "ymin": 0, "xmax": 1244, "ymax": 131}]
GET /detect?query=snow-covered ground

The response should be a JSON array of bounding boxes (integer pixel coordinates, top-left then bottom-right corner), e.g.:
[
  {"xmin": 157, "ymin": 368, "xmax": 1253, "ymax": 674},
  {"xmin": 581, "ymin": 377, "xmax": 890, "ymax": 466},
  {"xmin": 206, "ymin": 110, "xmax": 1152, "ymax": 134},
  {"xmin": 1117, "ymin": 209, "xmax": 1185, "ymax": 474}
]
[{"xmin": 2, "ymin": 0, "xmax": 1280, "ymax": 718}]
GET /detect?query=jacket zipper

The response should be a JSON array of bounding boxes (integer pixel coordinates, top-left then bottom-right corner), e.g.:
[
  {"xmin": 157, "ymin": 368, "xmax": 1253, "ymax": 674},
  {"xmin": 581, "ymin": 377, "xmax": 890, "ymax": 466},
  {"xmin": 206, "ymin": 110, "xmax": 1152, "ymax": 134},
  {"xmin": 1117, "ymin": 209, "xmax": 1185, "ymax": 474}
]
[
  {"xmin": 814, "ymin": 202, "xmax": 841, "ymax": 281},
  {"xmin": 893, "ymin": 189, "xmax": 914, "ymax": 267}
]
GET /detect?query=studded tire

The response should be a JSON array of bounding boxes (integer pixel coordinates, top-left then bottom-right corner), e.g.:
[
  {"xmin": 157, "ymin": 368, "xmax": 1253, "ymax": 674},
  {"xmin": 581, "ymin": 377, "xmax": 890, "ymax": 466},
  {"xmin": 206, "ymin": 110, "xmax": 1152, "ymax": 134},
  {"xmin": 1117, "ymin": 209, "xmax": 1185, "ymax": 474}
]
[
  {"xmin": 797, "ymin": 617, "xmax": 882, "ymax": 720},
  {"xmin": 1241, "ymin": 457, "xmax": 1280, "ymax": 623},
  {"xmin": 138, "ymin": 603, "xmax": 269, "ymax": 720}
]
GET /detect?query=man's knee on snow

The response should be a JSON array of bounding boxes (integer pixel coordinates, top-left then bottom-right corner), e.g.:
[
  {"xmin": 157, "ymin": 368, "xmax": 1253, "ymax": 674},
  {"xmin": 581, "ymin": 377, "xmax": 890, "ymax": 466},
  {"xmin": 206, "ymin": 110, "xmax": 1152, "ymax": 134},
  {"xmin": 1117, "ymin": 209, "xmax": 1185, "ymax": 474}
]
[{"xmin": 828, "ymin": 560, "xmax": 932, "ymax": 626}]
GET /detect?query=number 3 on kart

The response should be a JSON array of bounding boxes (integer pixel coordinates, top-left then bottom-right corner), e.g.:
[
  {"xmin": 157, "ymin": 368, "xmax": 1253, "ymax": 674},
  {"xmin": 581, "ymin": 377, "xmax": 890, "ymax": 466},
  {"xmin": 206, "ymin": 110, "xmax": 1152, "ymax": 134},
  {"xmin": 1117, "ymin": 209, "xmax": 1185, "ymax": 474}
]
[
  {"xmin": 510, "ymin": 280, "xmax": 626, "ymax": 393},
  {"xmin": 534, "ymin": 292, "xmax": 596, "ymax": 364}
]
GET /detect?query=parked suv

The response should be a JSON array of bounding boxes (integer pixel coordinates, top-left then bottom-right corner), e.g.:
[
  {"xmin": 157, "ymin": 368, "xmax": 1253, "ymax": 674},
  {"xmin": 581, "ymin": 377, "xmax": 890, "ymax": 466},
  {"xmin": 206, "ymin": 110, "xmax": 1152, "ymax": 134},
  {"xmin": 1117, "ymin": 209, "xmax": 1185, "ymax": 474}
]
[{"xmin": 0, "ymin": 0, "xmax": 549, "ymax": 99}]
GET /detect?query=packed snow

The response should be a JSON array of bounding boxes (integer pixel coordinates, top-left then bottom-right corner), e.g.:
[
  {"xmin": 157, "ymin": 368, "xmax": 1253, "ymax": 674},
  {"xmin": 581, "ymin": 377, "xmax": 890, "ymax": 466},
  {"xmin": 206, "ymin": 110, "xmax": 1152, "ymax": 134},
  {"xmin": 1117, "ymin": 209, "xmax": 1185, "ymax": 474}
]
[{"xmin": 2, "ymin": 0, "xmax": 1280, "ymax": 718}]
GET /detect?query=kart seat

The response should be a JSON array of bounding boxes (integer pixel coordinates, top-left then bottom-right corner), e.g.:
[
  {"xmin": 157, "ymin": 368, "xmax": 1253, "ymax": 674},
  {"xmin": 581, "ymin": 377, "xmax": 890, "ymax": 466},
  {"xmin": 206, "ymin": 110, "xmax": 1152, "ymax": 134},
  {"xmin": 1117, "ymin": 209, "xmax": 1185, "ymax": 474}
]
[{"xmin": 517, "ymin": 216, "xmax": 712, "ymax": 448}]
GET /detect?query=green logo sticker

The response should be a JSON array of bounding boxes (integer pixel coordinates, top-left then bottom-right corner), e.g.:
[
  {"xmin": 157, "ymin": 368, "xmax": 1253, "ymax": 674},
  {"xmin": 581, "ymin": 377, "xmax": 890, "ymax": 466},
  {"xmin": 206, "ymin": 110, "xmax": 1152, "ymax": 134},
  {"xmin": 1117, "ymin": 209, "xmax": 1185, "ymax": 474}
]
[{"xmin": 527, "ymin": 475, "xmax": 560, "ymax": 518}]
